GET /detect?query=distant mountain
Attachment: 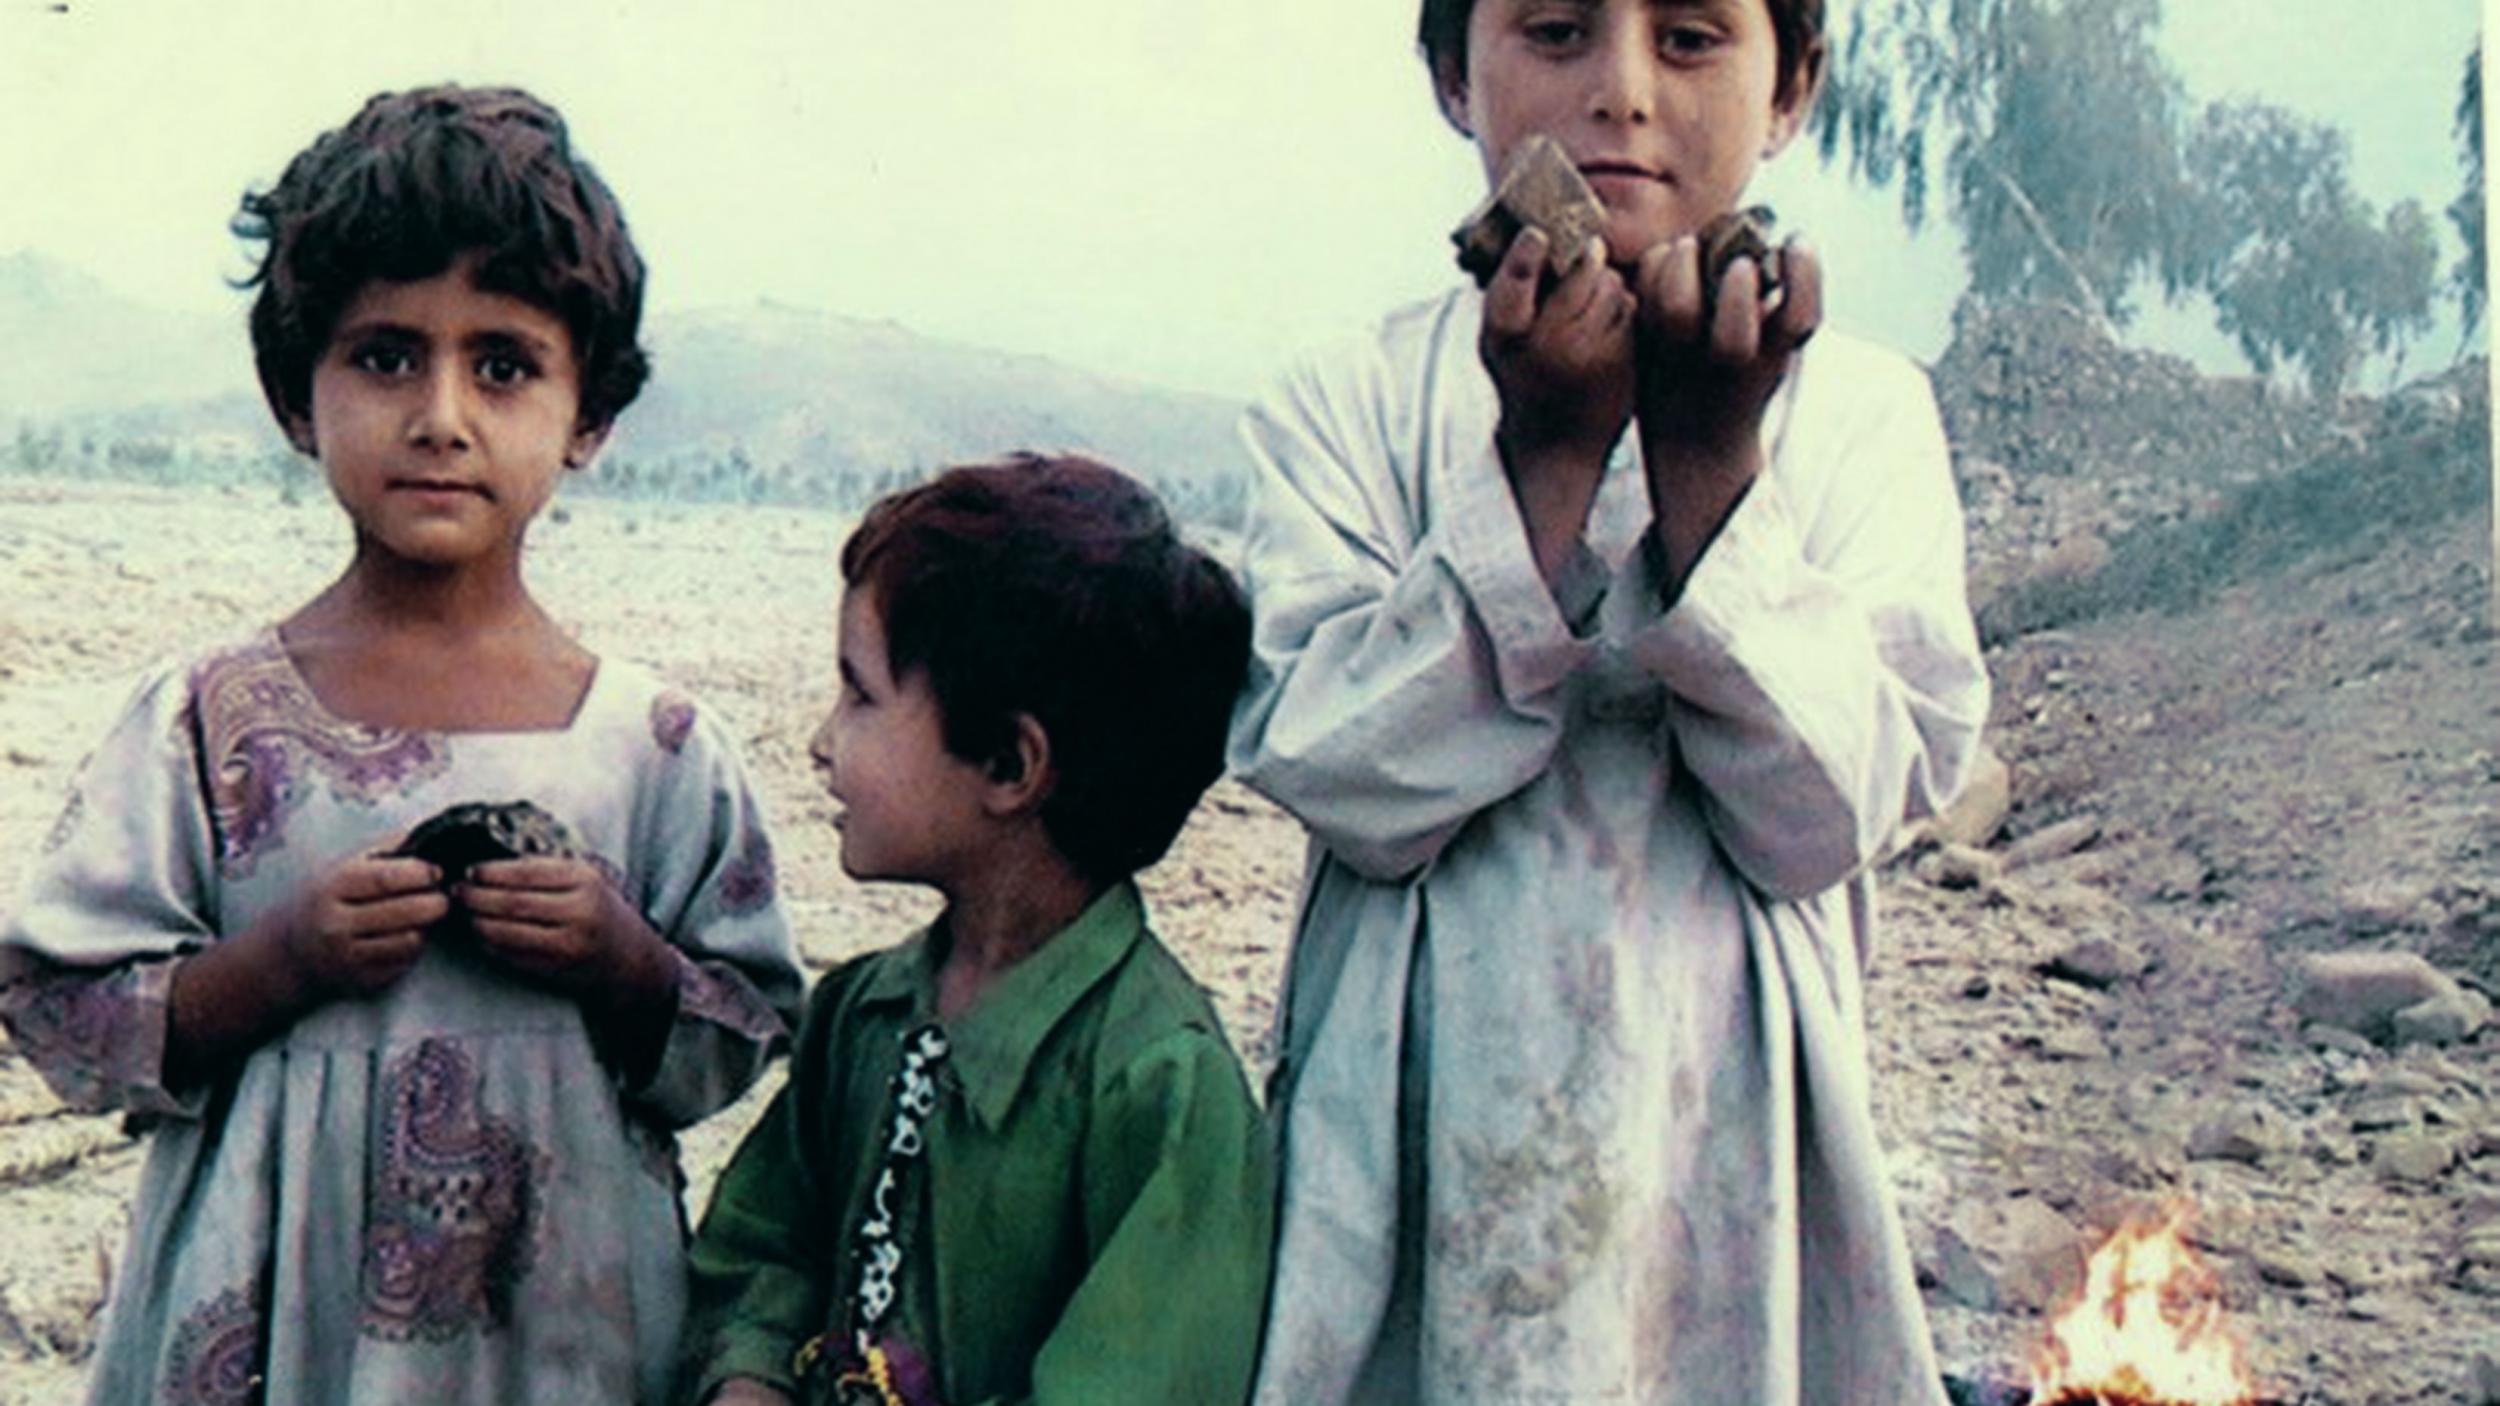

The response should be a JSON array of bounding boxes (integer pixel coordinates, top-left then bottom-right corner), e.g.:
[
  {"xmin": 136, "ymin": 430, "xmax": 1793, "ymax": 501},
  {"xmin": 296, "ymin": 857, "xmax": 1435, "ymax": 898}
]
[
  {"xmin": 620, "ymin": 303, "xmax": 1243, "ymax": 509},
  {"xmin": 0, "ymin": 251, "xmax": 249, "ymax": 419},
  {"xmin": 0, "ymin": 251, "xmax": 1246, "ymax": 515}
]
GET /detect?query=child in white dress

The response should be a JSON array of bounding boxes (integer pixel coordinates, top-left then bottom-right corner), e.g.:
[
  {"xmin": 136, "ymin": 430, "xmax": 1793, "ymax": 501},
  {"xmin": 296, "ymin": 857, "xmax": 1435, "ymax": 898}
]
[{"xmin": 1230, "ymin": 2, "xmax": 1989, "ymax": 1401}]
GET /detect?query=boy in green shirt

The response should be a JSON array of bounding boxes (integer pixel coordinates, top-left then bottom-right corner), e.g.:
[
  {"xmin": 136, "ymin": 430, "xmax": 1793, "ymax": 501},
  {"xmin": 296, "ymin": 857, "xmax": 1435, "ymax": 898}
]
[{"xmin": 680, "ymin": 454, "xmax": 1271, "ymax": 1406}]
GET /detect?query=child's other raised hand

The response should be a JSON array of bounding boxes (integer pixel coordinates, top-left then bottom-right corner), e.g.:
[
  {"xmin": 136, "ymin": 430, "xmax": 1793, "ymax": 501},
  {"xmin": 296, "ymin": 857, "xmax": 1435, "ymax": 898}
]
[
  {"xmin": 1630, "ymin": 233, "xmax": 1820, "ymax": 460},
  {"xmin": 1480, "ymin": 228, "xmax": 1636, "ymax": 585},
  {"xmin": 1629, "ymin": 234, "xmax": 1822, "ymax": 591},
  {"xmin": 453, "ymin": 856, "xmax": 668, "ymax": 1001},
  {"xmin": 704, "ymin": 1376, "xmax": 794, "ymax": 1406}
]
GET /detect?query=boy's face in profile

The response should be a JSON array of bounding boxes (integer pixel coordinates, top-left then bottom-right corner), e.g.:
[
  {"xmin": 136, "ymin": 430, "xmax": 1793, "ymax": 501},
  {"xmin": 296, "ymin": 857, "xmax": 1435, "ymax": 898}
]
[
  {"xmin": 811, "ymin": 588, "xmax": 993, "ymax": 885},
  {"xmin": 296, "ymin": 256, "xmax": 603, "ymax": 567},
  {"xmin": 1441, "ymin": 0, "xmax": 1812, "ymax": 266}
]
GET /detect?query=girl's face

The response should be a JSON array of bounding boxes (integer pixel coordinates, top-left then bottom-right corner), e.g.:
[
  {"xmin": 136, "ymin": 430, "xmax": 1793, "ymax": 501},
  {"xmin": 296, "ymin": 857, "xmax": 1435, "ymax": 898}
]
[
  {"xmin": 295, "ymin": 255, "xmax": 602, "ymax": 571},
  {"xmin": 1441, "ymin": 0, "xmax": 1817, "ymax": 268}
]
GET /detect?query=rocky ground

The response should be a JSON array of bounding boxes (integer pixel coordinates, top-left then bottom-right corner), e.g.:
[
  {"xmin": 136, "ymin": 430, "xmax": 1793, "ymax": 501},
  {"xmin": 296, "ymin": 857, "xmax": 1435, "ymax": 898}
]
[{"xmin": 0, "ymin": 312, "xmax": 2492, "ymax": 1403}]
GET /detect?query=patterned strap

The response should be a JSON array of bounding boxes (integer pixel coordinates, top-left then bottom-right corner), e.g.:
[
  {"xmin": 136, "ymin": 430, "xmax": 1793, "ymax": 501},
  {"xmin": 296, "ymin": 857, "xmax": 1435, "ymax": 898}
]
[{"xmin": 794, "ymin": 1023, "xmax": 950, "ymax": 1405}]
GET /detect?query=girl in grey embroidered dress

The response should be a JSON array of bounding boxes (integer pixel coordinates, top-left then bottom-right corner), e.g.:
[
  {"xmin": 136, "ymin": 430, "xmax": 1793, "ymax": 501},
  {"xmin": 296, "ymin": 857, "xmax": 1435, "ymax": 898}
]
[
  {"xmin": 0, "ymin": 85, "xmax": 804, "ymax": 1405},
  {"xmin": 5, "ymin": 639, "xmax": 800, "ymax": 1403}
]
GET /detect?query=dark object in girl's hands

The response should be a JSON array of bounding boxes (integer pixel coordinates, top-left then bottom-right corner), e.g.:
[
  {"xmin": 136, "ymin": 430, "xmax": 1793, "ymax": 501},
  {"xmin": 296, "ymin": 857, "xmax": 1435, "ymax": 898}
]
[
  {"xmin": 1697, "ymin": 205, "xmax": 1781, "ymax": 320},
  {"xmin": 393, "ymin": 800, "xmax": 578, "ymax": 883},
  {"xmin": 1452, "ymin": 134, "xmax": 1609, "ymax": 288}
]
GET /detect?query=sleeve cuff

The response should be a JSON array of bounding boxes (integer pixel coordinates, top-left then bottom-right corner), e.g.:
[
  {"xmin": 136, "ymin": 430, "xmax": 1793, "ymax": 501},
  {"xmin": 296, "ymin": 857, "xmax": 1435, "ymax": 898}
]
[
  {"xmin": 629, "ymin": 948, "xmax": 792, "ymax": 1127},
  {"xmin": 1433, "ymin": 438, "xmax": 1602, "ymax": 702},
  {"xmin": 121, "ymin": 954, "xmax": 204, "ymax": 1121},
  {"xmin": 687, "ymin": 1326, "xmax": 807, "ymax": 1403},
  {"xmin": 0, "ymin": 952, "xmax": 206, "ymax": 1123},
  {"xmin": 1618, "ymin": 477, "xmax": 1812, "ymax": 690},
  {"xmin": 667, "ymin": 946, "xmax": 793, "ymax": 1045}
]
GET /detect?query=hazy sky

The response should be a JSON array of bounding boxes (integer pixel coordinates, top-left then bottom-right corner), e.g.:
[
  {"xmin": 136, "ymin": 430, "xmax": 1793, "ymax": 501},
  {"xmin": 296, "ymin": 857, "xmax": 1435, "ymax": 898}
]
[{"xmin": 1, "ymin": 0, "xmax": 2483, "ymax": 398}]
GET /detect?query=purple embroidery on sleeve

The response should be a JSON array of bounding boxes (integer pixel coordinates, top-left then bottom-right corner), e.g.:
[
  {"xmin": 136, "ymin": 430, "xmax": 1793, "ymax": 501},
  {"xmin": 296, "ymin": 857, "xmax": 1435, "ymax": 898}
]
[
  {"xmin": 671, "ymin": 951, "xmax": 791, "ymax": 1045},
  {"xmin": 0, "ymin": 965, "xmax": 145, "ymax": 1111},
  {"xmin": 360, "ymin": 1039, "xmax": 547, "ymax": 1344},
  {"xmin": 650, "ymin": 691, "xmax": 697, "ymax": 754},
  {"xmin": 161, "ymin": 1280, "xmax": 263, "ymax": 1406},
  {"xmin": 191, "ymin": 639, "xmax": 450, "ymax": 880},
  {"xmin": 714, "ymin": 825, "xmax": 776, "ymax": 916}
]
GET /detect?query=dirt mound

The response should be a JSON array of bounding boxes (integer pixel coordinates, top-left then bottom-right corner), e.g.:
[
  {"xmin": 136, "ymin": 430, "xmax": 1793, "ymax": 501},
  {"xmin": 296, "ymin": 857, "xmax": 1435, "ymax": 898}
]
[
  {"xmin": 1932, "ymin": 297, "xmax": 2335, "ymax": 489},
  {"xmin": 1931, "ymin": 297, "xmax": 2489, "ymax": 636}
]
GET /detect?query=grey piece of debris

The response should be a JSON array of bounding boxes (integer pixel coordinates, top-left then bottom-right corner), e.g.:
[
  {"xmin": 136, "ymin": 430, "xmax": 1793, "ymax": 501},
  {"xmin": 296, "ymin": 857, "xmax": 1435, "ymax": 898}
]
[{"xmin": 1451, "ymin": 134, "xmax": 1608, "ymax": 288}]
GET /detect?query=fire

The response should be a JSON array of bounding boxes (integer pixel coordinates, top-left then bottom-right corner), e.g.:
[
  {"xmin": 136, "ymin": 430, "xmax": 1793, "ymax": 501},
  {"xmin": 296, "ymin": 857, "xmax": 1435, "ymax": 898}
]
[{"xmin": 2026, "ymin": 1208, "xmax": 2258, "ymax": 1406}]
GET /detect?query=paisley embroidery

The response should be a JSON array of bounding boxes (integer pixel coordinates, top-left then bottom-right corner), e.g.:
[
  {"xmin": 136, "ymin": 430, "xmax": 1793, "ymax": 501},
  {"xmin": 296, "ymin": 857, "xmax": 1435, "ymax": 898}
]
[
  {"xmin": 649, "ymin": 691, "xmax": 697, "ymax": 755},
  {"xmin": 715, "ymin": 824, "xmax": 776, "ymax": 916},
  {"xmin": 161, "ymin": 1280, "xmax": 264, "ymax": 1406},
  {"xmin": 360, "ymin": 1039, "xmax": 547, "ymax": 1344},
  {"xmin": 191, "ymin": 638, "xmax": 450, "ymax": 879}
]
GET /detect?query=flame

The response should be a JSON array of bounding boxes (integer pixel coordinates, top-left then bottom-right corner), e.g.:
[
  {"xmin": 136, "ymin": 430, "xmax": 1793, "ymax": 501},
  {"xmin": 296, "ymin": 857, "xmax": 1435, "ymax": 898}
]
[{"xmin": 2026, "ymin": 1208, "xmax": 2257, "ymax": 1406}]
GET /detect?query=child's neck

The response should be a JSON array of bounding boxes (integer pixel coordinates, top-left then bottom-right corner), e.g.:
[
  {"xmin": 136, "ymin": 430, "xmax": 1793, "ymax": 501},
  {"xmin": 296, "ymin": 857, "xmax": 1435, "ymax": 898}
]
[
  {"xmin": 323, "ymin": 544, "xmax": 541, "ymax": 634},
  {"xmin": 280, "ymin": 551, "xmax": 592, "ymax": 732},
  {"xmin": 932, "ymin": 843, "xmax": 1103, "ymax": 1023}
]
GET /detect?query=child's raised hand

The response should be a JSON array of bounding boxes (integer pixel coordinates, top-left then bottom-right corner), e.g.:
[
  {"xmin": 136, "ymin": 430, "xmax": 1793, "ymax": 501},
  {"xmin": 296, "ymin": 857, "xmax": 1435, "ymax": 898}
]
[
  {"xmin": 703, "ymin": 1377, "xmax": 795, "ymax": 1406},
  {"xmin": 271, "ymin": 851, "xmax": 446, "ymax": 1000},
  {"xmin": 1483, "ymin": 229, "xmax": 1636, "ymax": 461},
  {"xmin": 164, "ymin": 847, "xmax": 443, "ymax": 1083},
  {"xmin": 1629, "ymin": 234, "xmax": 1823, "ymax": 590},
  {"xmin": 1479, "ymin": 228, "xmax": 1636, "ymax": 584}
]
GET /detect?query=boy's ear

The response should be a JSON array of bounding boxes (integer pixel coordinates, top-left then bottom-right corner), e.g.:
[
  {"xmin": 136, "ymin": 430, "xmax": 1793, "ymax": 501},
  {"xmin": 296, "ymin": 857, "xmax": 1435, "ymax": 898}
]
[
  {"xmin": 981, "ymin": 713, "xmax": 1056, "ymax": 818},
  {"xmin": 1765, "ymin": 37, "xmax": 1830, "ymax": 157},
  {"xmin": 1432, "ymin": 53, "xmax": 1474, "ymax": 137},
  {"xmin": 564, "ymin": 420, "xmax": 611, "ymax": 472},
  {"xmin": 281, "ymin": 411, "xmax": 318, "ymax": 458}
]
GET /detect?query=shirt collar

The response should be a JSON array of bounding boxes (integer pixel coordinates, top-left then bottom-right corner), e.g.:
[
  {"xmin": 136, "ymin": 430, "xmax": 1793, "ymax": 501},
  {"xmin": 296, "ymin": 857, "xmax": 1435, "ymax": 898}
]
[{"xmin": 857, "ymin": 882, "xmax": 1146, "ymax": 1131}]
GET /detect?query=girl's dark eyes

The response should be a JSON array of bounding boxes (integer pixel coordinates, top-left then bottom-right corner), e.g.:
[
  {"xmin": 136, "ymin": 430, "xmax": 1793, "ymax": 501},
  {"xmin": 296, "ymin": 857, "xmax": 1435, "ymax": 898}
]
[
  {"xmin": 1516, "ymin": 15, "xmax": 1723, "ymax": 58},
  {"xmin": 1661, "ymin": 24, "xmax": 1722, "ymax": 56},
  {"xmin": 476, "ymin": 352, "xmax": 536, "ymax": 386},
  {"xmin": 349, "ymin": 343, "xmax": 416, "ymax": 376},
  {"xmin": 343, "ymin": 344, "xmax": 537, "ymax": 386}
]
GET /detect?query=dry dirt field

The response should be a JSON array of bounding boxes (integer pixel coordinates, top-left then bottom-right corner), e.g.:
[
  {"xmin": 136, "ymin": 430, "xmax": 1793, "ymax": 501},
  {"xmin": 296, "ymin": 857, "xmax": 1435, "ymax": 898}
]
[{"xmin": 2, "ymin": 470, "xmax": 2495, "ymax": 1404}]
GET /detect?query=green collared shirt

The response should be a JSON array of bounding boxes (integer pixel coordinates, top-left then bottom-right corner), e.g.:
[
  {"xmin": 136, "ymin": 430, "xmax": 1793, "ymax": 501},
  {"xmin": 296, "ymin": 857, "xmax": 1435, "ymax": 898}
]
[{"xmin": 680, "ymin": 883, "xmax": 1273, "ymax": 1406}]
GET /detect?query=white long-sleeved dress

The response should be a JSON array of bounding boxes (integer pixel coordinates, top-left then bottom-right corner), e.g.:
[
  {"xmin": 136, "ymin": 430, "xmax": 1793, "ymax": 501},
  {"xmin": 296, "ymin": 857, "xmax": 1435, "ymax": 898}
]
[{"xmin": 1230, "ymin": 286, "xmax": 1988, "ymax": 1406}]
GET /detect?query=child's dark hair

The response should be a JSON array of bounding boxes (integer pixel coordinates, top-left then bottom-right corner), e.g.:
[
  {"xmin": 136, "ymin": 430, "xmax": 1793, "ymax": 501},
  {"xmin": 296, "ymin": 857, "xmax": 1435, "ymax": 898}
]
[
  {"xmin": 841, "ymin": 454, "xmax": 1251, "ymax": 886},
  {"xmin": 234, "ymin": 84, "xmax": 650, "ymax": 437},
  {"xmin": 1420, "ymin": 0, "xmax": 1826, "ymax": 105}
]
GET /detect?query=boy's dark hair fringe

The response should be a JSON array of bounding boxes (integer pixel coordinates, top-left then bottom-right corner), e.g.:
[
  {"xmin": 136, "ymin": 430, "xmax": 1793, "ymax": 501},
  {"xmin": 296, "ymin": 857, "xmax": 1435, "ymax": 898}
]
[
  {"xmin": 841, "ymin": 454, "xmax": 1252, "ymax": 887},
  {"xmin": 1419, "ymin": 0, "xmax": 1826, "ymax": 106},
  {"xmin": 234, "ymin": 84, "xmax": 650, "ymax": 436}
]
